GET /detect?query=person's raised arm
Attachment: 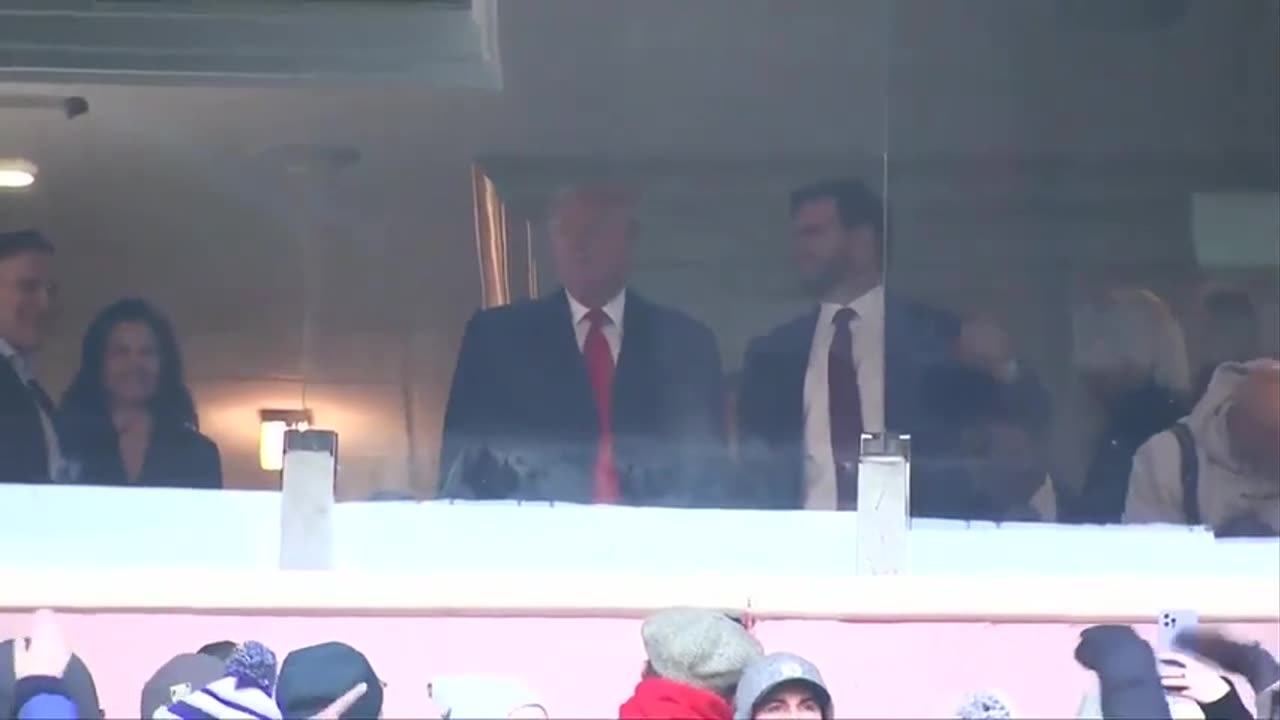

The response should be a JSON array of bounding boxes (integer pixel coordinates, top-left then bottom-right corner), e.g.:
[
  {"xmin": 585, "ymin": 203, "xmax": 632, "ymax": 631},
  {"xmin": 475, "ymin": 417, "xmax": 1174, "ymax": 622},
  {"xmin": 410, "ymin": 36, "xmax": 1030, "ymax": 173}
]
[
  {"xmin": 1177, "ymin": 628, "xmax": 1280, "ymax": 720},
  {"xmin": 1158, "ymin": 652, "xmax": 1253, "ymax": 720},
  {"xmin": 1075, "ymin": 625, "xmax": 1172, "ymax": 720},
  {"xmin": 10, "ymin": 610, "xmax": 79, "ymax": 720}
]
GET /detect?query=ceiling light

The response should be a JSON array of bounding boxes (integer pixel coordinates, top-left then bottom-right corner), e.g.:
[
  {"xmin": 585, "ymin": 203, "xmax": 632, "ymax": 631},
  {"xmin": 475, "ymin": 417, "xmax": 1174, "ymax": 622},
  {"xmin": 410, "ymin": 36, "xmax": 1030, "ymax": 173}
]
[{"xmin": 0, "ymin": 159, "xmax": 37, "ymax": 189}]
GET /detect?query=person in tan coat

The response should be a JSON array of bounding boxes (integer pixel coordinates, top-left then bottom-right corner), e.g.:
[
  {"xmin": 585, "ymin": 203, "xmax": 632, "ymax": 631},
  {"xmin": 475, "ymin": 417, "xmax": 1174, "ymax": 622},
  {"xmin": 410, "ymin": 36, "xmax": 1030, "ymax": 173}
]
[{"xmin": 1124, "ymin": 359, "xmax": 1280, "ymax": 534}]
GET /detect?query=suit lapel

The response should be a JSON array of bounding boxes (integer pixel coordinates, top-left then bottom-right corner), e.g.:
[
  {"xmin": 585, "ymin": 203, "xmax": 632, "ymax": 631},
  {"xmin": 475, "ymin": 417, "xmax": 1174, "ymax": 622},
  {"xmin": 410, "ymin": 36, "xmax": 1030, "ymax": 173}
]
[
  {"xmin": 778, "ymin": 307, "xmax": 819, "ymax": 394},
  {"xmin": 611, "ymin": 292, "xmax": 655, "ymax": 431},
  {"xmin": 761, "ymin": 308, "xmax": 819, "ymax": 436}
]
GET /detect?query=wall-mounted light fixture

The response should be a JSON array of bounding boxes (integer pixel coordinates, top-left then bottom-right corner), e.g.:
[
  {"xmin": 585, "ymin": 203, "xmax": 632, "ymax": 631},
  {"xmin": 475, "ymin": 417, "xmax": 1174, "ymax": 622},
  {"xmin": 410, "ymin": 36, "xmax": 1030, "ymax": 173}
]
[
  {"xmin": 259, "ymin": 408, "xmax": 313, "ymax": 471},
  {"xmin": 0, "ymin": 159, "xmax": 37, "ymax": 190}
]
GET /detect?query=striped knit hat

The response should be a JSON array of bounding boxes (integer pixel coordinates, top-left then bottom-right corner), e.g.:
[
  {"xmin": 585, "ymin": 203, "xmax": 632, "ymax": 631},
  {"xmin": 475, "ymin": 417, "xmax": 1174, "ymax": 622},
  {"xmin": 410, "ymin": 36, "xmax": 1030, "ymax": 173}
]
[{"xmin": 153, "ymin": 641, "xmax": 281, "ymax": 720}]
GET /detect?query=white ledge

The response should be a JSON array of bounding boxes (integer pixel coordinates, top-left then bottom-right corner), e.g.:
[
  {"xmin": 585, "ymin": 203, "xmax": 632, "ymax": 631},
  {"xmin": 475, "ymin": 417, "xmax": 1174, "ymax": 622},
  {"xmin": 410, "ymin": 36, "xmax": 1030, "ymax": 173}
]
[{"xmin": 6, "ymin": 571, "xmax": 1278, "ymax": 622}]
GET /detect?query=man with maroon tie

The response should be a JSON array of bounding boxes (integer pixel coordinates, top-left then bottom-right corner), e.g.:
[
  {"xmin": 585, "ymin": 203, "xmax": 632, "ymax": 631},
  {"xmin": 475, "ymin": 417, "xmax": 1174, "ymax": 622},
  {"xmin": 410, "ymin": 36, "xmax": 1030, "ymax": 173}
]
[
  {"xmin": 439, "ymin": 185, "xmax": 728, "ymax": 506},
  {"xmin": 736, "ymin": 178, "xmax": 1051, "ymax": 517}
]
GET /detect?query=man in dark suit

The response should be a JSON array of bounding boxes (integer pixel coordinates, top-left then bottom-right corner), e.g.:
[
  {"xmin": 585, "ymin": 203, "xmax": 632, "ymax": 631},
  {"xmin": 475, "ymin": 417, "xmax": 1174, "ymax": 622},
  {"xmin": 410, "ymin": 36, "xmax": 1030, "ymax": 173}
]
[
  {"xmin": 737, "ymin": 178, "xmax": 1052, "ymax": 518},
  {"xmin": 439, "ymin": 185, "xmax": 727, "ymax": 506},
  {"xmin": 0, "ymin": 229, "xmax": 62, "ymax": 485}
]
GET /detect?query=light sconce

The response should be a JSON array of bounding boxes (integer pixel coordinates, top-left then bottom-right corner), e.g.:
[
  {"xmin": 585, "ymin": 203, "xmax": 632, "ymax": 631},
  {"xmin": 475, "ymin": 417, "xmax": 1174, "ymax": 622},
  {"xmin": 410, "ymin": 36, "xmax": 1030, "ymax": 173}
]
[
  {"xmin": 259, "ymin": 408, "xmax": 313, "ymax": 471},
  {"xmin": 0, "ymin": 158, "xmax": 37, "ymax": 190}
]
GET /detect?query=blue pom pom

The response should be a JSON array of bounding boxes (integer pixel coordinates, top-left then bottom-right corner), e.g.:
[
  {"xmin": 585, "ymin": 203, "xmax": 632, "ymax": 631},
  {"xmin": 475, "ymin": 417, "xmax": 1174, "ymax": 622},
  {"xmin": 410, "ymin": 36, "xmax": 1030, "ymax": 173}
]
[{"xmin": 226, "ymin": 641, "xmax": 278, "ymax": 694}]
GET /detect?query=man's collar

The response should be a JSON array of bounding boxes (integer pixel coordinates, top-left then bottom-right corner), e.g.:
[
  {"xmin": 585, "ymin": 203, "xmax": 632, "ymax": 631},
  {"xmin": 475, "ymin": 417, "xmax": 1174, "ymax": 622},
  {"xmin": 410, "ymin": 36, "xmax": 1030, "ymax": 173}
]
[
  {"xmin": 0, "ymin": 337, "xmax": 31, "ymax": 379},
  {"xmin": 566, "ymin": 288, "xmax": 627, "ymax": 326},
  {"xmin": 818, "ymin": 284, "xmax": 884, "ymax": 322}
]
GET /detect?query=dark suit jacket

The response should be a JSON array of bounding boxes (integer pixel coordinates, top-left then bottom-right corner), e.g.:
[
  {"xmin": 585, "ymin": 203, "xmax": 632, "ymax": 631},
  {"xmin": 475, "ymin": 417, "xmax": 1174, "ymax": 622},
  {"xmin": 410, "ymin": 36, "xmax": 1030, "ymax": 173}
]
[
  {"xmin": 736, "ymin": 297, "xmax": 1051, "ymax": 517},
  {"xmin": 0, "ymin": 363, "xmax": 52, "ymax": 485},
  {"xmin": 58, "ymin": 414, "xmax": 223, "ymax": 490},
  {"xmin": 439, "ymin": 289, "xmax": 727, "ymax": 506}
]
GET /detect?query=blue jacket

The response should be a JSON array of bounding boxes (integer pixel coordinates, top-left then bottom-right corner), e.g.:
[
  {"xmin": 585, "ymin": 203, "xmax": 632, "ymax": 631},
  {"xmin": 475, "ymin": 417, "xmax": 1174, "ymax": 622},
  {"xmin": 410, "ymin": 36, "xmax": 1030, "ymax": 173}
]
[{"xmin": 12, "ymin": 676, "xmax": 79, "ymax": 720}]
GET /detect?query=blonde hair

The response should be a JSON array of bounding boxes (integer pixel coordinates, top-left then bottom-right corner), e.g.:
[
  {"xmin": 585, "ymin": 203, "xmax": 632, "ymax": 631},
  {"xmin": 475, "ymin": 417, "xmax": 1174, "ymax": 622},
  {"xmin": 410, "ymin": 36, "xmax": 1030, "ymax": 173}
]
[{"xmin": 1073, "ymin": 288, "xmax": 1192, "ymax": 394}]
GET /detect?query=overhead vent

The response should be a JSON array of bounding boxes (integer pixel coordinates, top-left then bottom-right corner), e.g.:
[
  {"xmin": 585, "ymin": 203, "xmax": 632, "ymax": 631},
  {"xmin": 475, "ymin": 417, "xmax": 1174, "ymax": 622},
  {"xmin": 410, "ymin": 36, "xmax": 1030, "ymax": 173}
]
[{"xmin": 0, "ymin": 0, "xmax": 499, "ymax": 87}]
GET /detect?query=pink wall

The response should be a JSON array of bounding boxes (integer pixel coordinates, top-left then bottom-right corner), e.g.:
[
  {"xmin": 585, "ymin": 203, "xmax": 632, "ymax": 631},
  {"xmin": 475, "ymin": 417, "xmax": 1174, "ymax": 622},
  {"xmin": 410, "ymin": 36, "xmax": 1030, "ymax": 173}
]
[{"xmin": 1, "ymin": 612, "xmax": 1275, "ymax": 718}]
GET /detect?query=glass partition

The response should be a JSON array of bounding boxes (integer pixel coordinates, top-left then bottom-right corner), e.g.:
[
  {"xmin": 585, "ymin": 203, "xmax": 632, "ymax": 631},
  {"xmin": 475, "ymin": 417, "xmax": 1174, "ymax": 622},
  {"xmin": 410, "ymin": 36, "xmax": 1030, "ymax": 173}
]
[
  {"xmin": 4, "ymin": 0, "xmax": 1273, "ymax": 576},
  {"xmin": 884, "ymin": 0, "xmax": 1280, "ymax": 528},
  {"xmin": 0, "ymin": 1, "xmax": 895, "ymax": 519}
]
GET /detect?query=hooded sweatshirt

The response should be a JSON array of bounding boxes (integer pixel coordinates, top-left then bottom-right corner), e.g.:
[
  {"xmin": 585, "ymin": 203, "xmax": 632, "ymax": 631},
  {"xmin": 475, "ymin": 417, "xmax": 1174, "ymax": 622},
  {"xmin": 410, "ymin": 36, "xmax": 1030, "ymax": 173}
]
[
  {"xmin": 1125, "ymin": 360, "xmax": 1280, "ymax": 532},
  {"xmin": 619, "ymin": 677, "xmax": 733, "ymax": 720}
]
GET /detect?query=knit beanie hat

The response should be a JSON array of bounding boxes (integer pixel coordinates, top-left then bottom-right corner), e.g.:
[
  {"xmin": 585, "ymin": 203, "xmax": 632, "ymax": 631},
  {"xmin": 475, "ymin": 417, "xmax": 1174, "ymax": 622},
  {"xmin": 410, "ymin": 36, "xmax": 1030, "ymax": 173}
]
[
  {"xmin": 733, "ymin": 652, "xmax": 831, "ymax": 720},
  {"xmin": 642, "ymin": 608, "xmax": 764, "ymax": 695},
  {"xmin": 153, "ymin": 641, "xmax": 281, "ymax": 720}
]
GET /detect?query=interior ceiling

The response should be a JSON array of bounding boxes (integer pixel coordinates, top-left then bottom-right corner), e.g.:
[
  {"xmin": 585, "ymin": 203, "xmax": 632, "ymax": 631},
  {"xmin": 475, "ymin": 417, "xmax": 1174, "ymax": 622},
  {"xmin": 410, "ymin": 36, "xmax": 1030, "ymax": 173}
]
[{"xmin": 0, "ymin": 0, "xmax": 1276, "ymax": 333}]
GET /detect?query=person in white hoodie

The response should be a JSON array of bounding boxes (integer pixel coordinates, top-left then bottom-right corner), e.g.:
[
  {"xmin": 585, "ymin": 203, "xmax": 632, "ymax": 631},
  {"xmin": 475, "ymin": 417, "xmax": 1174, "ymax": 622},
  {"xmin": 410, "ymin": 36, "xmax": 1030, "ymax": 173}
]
[{"xmin": 1124, "ymin": 359, "xmax": 1280, "ymax": 534}]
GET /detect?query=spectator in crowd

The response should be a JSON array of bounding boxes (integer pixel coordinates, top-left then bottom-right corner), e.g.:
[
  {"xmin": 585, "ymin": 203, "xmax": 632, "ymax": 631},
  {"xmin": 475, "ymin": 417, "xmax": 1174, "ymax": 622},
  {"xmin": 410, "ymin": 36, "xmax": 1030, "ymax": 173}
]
[
  {"xmin": 197, "ymin": 640, "xmax": 239, "ymax": 662},
  {"xmin": 3, "ymin": 610, "xmax": 99, "ymax": 720},
  {"xmin": 429, "ymin": 674, "xmax": 547, "ymax": 719},
  {"xmin": 58, "ymin": 298, "xmax": 222, "ymax": 489},
  {"xmin": 1192, "ymin": 288, "xmax": 1261, "ymax": 404},
  {"xmin": 737, "ymin": 177, "xmax": 1050, "ymax": 516},
  {"xmin": 1125, "ymin": 359, "xmax": 1280, "ymax": 534},
  {"xmin": 733, "ymin": 652, "xmax": 833, "ymax": 720},
  {"xmin": 276, "ymin": 641, "xmax": 384, "ymax": 720},
  {"xmin": 1065, "ymin": 288, "xmax": 1191, "ymax": 524},
  {"xmin": 0, "ymin": 229, "xmax": 62, "ymax": 485},
  {"xmin": 140, "ymin": 652, "xmax": 226, "ymax": 717},
  {"xmin": 439, "ymin": 184, "xmax": 728, "ymax": 507},
  {"xmin": 153, "ymin": 641, "xmax": 280, "ymax": 720},
  {"xmin": 923, "ymin": 364, "xmax": 1057, "ymax": 521},
  {"xmin": 620, "ymin": 608, "xmax": 763, "ymax": 720}
]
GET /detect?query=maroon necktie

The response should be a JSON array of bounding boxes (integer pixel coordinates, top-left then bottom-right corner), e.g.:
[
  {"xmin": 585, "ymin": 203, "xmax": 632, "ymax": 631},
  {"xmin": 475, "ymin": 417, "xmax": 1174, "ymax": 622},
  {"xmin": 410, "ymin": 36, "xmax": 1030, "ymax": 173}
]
[
  {"xmin": 829, "ymin": 307, "xmax": 863, "ymax": 509},
  {"xmin": 582, "ymin": 308, "xmax": 620, "ymax": 503}
]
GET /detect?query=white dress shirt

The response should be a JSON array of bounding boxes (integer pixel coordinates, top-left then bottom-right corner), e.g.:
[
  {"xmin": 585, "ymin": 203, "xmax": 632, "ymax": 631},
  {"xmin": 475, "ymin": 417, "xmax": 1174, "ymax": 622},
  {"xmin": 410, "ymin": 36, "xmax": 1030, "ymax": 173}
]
[
  {"xmin": 0, "ymin": 337, "xmax": 64, "ymax": 480},
  {"xmin": 566, "ymin": 289, "xmax": 626, "ymax": 363},
  {"xmin": 802, "ymin": 285, "xmax": 886, "ymax": 510}
]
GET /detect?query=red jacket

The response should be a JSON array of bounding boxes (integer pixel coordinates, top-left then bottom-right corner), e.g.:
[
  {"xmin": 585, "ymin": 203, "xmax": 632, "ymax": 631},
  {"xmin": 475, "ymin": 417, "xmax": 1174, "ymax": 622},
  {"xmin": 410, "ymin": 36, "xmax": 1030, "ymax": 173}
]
[{"xmin": 619, "ymin": 677, "xmax": 733, "ymax": 720}]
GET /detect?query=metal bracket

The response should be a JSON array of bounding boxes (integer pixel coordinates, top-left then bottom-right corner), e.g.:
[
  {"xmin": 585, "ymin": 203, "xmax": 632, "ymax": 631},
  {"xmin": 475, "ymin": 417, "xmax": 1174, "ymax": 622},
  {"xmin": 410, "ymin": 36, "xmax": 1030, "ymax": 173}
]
[
  {"xmin": 855, "ymin": 431, "xmax": 911, "ymax": 576},
  {"xmin": 279, "ymin": 429, "xmax": 339, "ymax": 571}
]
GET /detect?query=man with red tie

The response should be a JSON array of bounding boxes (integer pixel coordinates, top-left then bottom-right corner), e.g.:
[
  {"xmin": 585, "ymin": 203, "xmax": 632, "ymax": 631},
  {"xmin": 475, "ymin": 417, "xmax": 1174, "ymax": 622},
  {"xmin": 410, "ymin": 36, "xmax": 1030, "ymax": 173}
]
[
  {"xmin": 736, "ymin": 178, "xmax": 1051, "ymax": 517},
  {"xmin": 439, "ymin": 185, "xmax": 728, "ymax": 506},
  {"xmin": 0, "ymin": 229, "xmax": 63, "ymax": 485}
]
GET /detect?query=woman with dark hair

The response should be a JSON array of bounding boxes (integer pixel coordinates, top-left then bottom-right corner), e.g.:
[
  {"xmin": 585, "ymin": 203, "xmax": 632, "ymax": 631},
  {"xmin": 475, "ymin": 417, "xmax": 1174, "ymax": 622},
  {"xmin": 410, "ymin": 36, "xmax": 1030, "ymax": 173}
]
[{"xmin": 58, "ymin": 298, "xmax": 221, "ymax": 489}]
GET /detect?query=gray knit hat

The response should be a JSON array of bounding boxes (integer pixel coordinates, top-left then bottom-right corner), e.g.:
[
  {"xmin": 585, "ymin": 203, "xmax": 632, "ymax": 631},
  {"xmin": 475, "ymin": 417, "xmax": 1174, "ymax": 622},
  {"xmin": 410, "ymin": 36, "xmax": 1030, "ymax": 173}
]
[
  {"xmin": 733, "ymin": 652, "xmax": 831, "ymax": 720},
  {"xmin": 642, "ymin": 608, "xmax": 763, "ymax": 695}
]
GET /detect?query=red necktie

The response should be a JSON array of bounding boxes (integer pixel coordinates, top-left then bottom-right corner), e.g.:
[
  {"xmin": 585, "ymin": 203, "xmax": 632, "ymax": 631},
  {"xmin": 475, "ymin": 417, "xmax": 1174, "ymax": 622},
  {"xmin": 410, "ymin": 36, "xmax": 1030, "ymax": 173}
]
[
  {"xmin": 583, "ymin": 308, "xmax": 620, "ymax": 503},
  {"xmin": 829, "ymin": 307, "xmax": 863, "ymax": 509}
]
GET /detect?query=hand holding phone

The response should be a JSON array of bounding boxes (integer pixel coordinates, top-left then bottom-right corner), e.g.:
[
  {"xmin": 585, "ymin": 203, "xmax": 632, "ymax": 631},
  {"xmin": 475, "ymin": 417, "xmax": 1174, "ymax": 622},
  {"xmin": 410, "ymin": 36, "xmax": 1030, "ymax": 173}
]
[{"xmin": 1159, "ymin": 652, "xmax": 1231, "ymax": 705}]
